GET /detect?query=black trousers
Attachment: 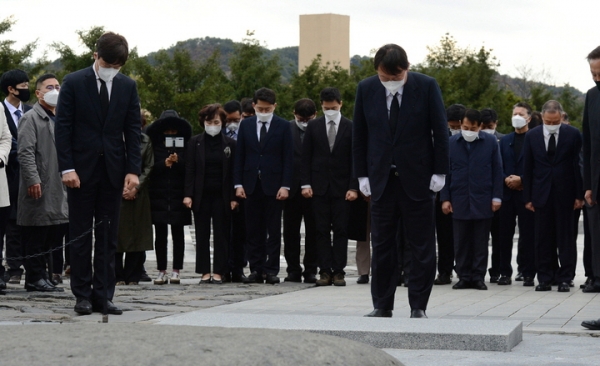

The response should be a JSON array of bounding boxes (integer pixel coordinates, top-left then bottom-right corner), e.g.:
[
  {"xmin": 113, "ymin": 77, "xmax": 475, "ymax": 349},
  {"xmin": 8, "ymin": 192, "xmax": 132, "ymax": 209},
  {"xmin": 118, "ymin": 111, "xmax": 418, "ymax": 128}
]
[
  {"xmin": 435, "ymin": 197, "xmax": 454, "ymax": 276},
  {"xmin": 585, "ymin": 204, "xmax": 600, "ymax": 283},
  {"xmin": 453, "ymin": 218, "xmax": 492, "ymax": 282},
  {"xmin": 115, "ymin": 251, "xmax": 145, "ymax": 283},
  {"xmin": 4, "ymin": 219, "xmax": 24, "ymax": 277},
  {"xmin": 283, "ymin": 191, "xmax": 317, "ymax": 276},
  {"xmin": 499, "ymin": 194, "xmax": 535, "ymax": 278},
  {"xmin": 154, "ymin": 223, "xmax": 185, "ymax": 271},
  {"xmin": 245, "ymin": 180, "xmax": 283, "ymax": 275},
  {"xmin": 51, "ymin": 224, "xmax": 69, "ymax": 274},
  {"xmin": 312, "ymin": 191, "xmax": 349, "ymax": 275},
  {"xmin": 370, "ymin": 171, "xmax": 436, "ymax": 311},
  {"xmin": 194, "ymin": 192, "xmax": 230, "ymax": 276},
  {"xmin": 229, "ymin": 200, "xmax": 247, "ymax": 276},
  {"xmin": 582, "ymin": 206, "xmax": 592, "ymax": 278},
  {"xmin": 68, "ymin": 159, "xmax": 121, "ymax": 303},
  {"xmin": 22, "ymin": 225, "xmax": 64, "ymax": 283},
  {"xmin": 534, "ymin": 195, "xmax": 577, "ymax": 284},
  {"xmin": 488, "ymin": 211, "xmax": 501, "ymax": 277},
  {"xmin": 396, "ymin": 218, "xmax": 412, "ymax": 279}
]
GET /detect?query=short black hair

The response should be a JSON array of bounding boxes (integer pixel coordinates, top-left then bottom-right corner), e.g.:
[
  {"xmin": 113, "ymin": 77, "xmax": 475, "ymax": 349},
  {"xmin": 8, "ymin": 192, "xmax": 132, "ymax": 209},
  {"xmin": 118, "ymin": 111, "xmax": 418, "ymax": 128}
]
[
  {"xmin": 462, "ymin": 109, "xmax": 482, "ymax": 126},
  {"xmin": 293, "ymin": 98, "xmax": 316, "ymax": 118},
  {"xmin": 320, "ymin": 87, "xmax": 342, "ymax": 104},
  {"xmin": 373, "ymin": 44, "xmax": 410, "ymax": 75},
  {"xmin": 0, "ymin": 69, "xmax": 29, "ymax": 95},
  {"xmin": 240, "ymin": 98, "xmax": 255, "ymax": 115},
  {"xmin": 513, "ymin": 102, "xmax": 532, "ymax": 116},
  {"xmin": 96, "ymin": 32, "xmax": 129, "ymax": 66},
  {"xmin": 35, "ymin": 73, "xmax": 58, "ymax": 89},
  {"xmin": 587, "ymin": 46, "xmax": 600, "ymax": 62},
  {"xmin": 253, "ymin": 87, "xmax": 276, "ymax": 105},
  {"xmin": 198, "ymin": 103, "xmax": 227, "ymax": 124},
  {"xmin": 223, "ymin": 100, "xmax": 242, "ymax": 114},
  {"xmin": 446, "ymin": 104, "xmax": 466, "ymax": 122},
  {"xmin": 529, "ymin": 111, "xmax": 543, "ymax": 128},
  {"xmin": 480, "ymin": 108, "xmax": 498, "ymax": 124}
]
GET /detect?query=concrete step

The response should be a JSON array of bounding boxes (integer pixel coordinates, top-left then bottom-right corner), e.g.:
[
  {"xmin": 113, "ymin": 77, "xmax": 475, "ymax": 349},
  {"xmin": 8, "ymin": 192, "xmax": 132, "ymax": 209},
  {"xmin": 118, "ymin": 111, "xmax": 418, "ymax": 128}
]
[{"xmin": 156, "ymin": 312, "xmax": 522, "ymax": 352}]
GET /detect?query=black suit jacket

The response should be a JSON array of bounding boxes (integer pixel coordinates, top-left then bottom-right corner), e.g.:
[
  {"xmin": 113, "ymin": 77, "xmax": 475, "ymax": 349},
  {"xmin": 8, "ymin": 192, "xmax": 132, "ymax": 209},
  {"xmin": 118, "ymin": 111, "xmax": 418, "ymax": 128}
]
[
  {"xmin": 523, "ymin": 124, "xmax": 583, "ymax": 208},
  {"xmin": 499, "ymin": 131, "xmax": 526, "ymax": 202},
  {"xmin": 352, "ymin": 72, "xmax": 449, "ymax": 201},
  {"xmin": 583, "ymin": 86, "xmax": 600, "ymax": 201},
  {"xmin": 55, "ymin": 66, "xmax": 142, "ymax": 189},
  {"xmin": 289, "ymin": 121, "xmax": 305, "ymax": 198},
  {"xmin": 184, "ymin": 132, "xmax": 236, "ymax": 211},
  {"xmin": 233, "ymin": 115, "xmax": 294, "ymax": 196},
  {"xmin": 301, "ymin": 115, "xmax": 358, "ymax": 197},
  {"xmin": 2, "ymin": 101, "xmax": 32, "ymax": 218}
]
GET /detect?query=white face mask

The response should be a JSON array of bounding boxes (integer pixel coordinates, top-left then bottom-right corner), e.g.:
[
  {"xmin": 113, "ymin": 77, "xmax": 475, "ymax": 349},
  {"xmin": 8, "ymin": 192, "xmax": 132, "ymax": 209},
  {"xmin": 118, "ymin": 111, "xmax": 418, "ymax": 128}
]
[
  {"xmin": 323, "ymin": 109, "xmax": 340, "ymax": 119},
  {"xmin": 98, "ymin": 65, "xmax": 120, "ymax": 81},
  {"xmin": 256, "ymin": 111, "xmax": 272, "ymax": 122},
  {"xmin": 226, "ymin": 123, "xmax": 239, "ymax": 132},
  {"xmin": 482, "ymin": 129, "xmax": 495, "ymax": 135},
  {"xmin": 511, "ymin": 115, "xmax": 527, "ymax": 129},
  {"xmin": 381, "ymin": 79, "xmax": 405, "ymax": 94},
  {"xmin": 450, "ymin": 129, "xmax": 461, "ymax": 136},
  {"xmin": 545, "ymin": 124, "xmax": 560, "ymax": 133},
  {"xmin": 461, "ymin": 130, "xmax": 479, "ymax": 142},
  {"xmin": 205, "ymin": 125, "xmax": 221, "ymax": 136},
  {"xmin": 296, "ymin": 120, "xmax": 308, "ymax": 131},
  {"xmin": 42, "ymin": 89, "xmax": 59, "ymax": 107}
]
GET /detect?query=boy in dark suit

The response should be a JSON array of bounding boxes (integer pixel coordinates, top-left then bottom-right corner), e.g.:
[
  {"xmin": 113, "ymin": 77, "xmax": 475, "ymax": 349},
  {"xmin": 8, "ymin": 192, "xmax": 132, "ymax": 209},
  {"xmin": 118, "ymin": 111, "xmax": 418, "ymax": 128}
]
[
  {"xmin": 441, "ymin": 109, "xmax": 503, "ymax": 290},
  {"xmin": 301, "ymin": 88, "xmax": 358, "ymax": 286},
  {"xmin": 234, "ymin": 88, "xmax": 294, "ymax": 284},
  {"xmin": 523, "ymin": 100, "xmax": 584, "ymax": 292}
]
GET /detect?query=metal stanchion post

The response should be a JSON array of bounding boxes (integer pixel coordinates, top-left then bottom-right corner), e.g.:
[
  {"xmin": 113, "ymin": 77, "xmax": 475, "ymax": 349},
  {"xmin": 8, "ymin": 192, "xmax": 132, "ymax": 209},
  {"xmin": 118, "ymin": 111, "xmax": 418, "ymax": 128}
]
[{"xmin": 102, "ymin": 216, "xmax": 110, "ymax": 323}]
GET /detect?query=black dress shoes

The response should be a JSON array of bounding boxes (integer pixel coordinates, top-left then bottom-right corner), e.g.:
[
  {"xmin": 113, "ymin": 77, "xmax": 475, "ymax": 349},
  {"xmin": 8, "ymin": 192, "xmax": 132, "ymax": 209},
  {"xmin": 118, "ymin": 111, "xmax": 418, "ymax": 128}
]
[
  {"xmin": 25, "ymin": 278, "xmax": 64, "ymax": 292},
  {"xmin": 303, "ymin": 273, "xmax": 317, "ymax": 284},
  {"xmin": 357, "ymin": 274, "xmax": 369, "ymax": 284},
  {"xmin": 581, "ymin": 318, "xmax": 600, "ymax": 330},
  {"xmin": 410, "ymin": 309, "xmax": 427, "ymax": 318},
  {"xmin": 265, "ymin": 274, "xmax": 280, "ymax": 284},
  {"xmin": 284, "ymin": 273, "xmax": 302, "ymax": 283},
  {"xmin": 452, "ymin": 279, "xmax": 470, "ymax": 289},
  {"xmin": 582, "ymin": 284, "xmax": 600, "ymax": 293},
  {"xmin": 489, "ymin": 275, "xmax": 499, "ymax": 283},
  {"xmin": 74, "ymin": 298, "xmax": 93, "ymax": 315},
  {"xmin": 473, "ymin": 280, "xmax": 488, "ymax": 290},
  {"xmin": 92, "ymin": 300, "xmax": 123, "ymax": 315},
  {"xmin": 557, "ymin": 282, "xmax": 570, "ymax": 292},
  {"xmin": 139, "ymin": 272, "xmax": 152, "ymax": 282},
  {"xmin": 243, "ymin": 271, "xmax": 264, "ymax": 284},
  {"xmin": 515, "ymin": 272, "xmax": 524, "ymax": 281},
  {"xmin": 365, "ymin": 309, "xmax": 393, "ymax": 318},
  {"xmin": 580, "ymin": 277, "xmax": 593, "ymax": 289},
  {"xmin": 497, "ymin": 276, "xmax": 512, "ymax": 285},
  {"xmin": 231, "ymin": 273, "xmax": 246, "ymax": 283},
  {"xmin": 434, "ymin": 273, "xmax": 451, "ymax": 285},
  {"xmin": 0, "ymin": 278, "xmax": 6, "ymax": 290},
  {"xmin": 523, "ymin": 277, "xmax": 535, "ymax": 287},
  {"xmin": 535, "ymin": 282, "xmax": 551, "ymax": 291}
]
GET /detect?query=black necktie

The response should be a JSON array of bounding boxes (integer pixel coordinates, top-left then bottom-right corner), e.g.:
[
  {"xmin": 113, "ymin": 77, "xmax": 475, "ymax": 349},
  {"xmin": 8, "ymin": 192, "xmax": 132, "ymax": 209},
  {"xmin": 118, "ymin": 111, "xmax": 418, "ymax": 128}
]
[
  {"xmin": 99, "ymin": 79, "xmax": 109, "ymax": 122},
  {"xmin": 260, "ymin": 122, "xmax": 267, "ymax": 148},
  {"xmin": 548, "ymin": 133, "xmax": 556, "ymax": 158},
  {"xmin": 389, "ymin": 92, "xmax": 399, "ymax": 135}
]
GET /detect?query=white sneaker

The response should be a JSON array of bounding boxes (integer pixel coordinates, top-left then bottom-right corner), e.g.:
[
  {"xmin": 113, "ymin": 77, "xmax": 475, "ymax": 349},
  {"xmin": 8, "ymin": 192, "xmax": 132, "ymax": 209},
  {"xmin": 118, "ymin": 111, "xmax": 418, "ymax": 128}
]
[
  {"xmin": 170, "ymin": 272, "xmax": 180, "ymax": 284},
  {"xmin": 154, "ymin": 272, "xmax": 167, "ymax": 285}
]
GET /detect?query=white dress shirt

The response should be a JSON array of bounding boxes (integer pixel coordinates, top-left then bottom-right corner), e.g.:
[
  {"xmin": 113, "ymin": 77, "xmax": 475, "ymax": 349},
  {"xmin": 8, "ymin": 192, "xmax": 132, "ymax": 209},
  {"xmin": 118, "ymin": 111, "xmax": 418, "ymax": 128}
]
[
  {"xmin": 256, "ymin": 115, "xmax": 273, "ymax": 140},
  {"xmin": 3, "ymin": 99, "xmax": 23, "ymax": 127},
  {"xmin": 543, "ymin": 124, "xmax": 560, "ymax": 150},
  {"xmin": 385, "ymin": 87, "xmax": 404, "ymax": 117},
  {"xmin": 324, "ymin": 112, "xmax": 341, "ymax": 133}
]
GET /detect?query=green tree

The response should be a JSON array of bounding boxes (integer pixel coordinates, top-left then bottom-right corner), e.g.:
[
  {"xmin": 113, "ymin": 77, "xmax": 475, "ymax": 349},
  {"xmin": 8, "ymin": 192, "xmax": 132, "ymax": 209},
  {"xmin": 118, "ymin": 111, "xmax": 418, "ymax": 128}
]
[
  {"xmin": 557, "ymin": 84, "xmax": 584, "ymax": 129},
  {"xmin": 0, "ymin": 16, "xmax": 47, "ymax": 77},
  {"xmin": 51, "ymin": 26, "xmax": 105, "ymax": 78}
]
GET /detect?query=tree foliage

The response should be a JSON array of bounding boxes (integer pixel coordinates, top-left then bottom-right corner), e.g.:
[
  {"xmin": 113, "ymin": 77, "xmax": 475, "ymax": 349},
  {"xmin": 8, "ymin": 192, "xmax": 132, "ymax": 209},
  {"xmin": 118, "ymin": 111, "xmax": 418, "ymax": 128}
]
[{"xmin": 0, "ymin": 16, "xmax": 47, "ymax": 77}]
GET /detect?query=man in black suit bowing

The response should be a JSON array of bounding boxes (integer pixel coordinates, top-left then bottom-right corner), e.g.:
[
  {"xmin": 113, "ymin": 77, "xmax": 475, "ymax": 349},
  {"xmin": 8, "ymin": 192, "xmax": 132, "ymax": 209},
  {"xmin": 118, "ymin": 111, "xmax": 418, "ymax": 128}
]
[
  {"xmin": 55, "ymin": 32, "xmax": 142, "ymax": 315},
  {"xmin": 234, "ymin": 88, "xmax": 294, "ymax": 284},
  {"xmin": 301, "ymin": 88, "xmax": 358, "ymax": 287},
  {"xmin": 353, "ymin": 44, "xmax": 448, "ymax": 318}
]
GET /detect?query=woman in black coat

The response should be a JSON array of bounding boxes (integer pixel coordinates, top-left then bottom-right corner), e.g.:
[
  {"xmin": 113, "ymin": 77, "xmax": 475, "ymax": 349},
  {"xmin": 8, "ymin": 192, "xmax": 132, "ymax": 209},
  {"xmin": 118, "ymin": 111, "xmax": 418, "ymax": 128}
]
[
  {"xmin": 184, "ymin": 104, "xmax": 237, "ymax": 284},
  {"xmin": 146, "ymin": 110, "xmax": 192, "ymax": 285}
]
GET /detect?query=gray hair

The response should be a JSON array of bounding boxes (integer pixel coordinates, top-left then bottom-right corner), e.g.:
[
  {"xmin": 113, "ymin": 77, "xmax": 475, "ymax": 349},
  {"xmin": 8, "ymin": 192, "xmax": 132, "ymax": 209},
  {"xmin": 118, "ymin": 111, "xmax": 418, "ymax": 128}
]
[{"xmin": 541, "ymin": 100, "xmax": 564, "ymax": 114}]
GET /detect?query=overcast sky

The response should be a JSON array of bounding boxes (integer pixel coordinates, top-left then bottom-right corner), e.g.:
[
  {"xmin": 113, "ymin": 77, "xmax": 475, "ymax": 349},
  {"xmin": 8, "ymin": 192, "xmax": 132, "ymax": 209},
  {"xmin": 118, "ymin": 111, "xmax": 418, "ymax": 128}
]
[{"xmin": 3, "ymin": 0, "xmax": 598, "ymax": 93}]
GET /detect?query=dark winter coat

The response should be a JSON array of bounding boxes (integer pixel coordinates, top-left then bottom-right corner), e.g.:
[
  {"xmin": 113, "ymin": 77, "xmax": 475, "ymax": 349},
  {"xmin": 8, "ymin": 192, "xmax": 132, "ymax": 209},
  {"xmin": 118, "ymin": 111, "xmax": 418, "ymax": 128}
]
[{"xmin": 146, "ymin": 111, "xmax": 192, "ymax": 226}]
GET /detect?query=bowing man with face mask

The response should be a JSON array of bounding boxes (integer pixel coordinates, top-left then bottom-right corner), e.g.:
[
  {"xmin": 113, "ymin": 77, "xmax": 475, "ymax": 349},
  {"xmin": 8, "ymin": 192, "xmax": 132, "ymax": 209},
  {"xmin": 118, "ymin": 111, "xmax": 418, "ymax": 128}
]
[
  {"xmin": 282, "ymin": 98, "xmax": 318, "ymax": 284},
  {"xmin": 17, "ymin": 74, "xmax": 67, "ymax": 292},
  {"xmin": 55, "ymin": 32, "xmax": 142, "ymax": 315},
  {"xmin": 184, "ymin": 104, "xmax": 237, "ymax": 284}
]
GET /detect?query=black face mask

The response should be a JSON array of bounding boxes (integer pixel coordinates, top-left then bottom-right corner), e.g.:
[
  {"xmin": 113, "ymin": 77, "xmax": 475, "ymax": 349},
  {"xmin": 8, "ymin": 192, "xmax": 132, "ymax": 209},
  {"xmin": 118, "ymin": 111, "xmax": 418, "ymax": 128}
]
[
  {"xmin": 596, "ymin": 80, "xmax": 600, "ymax": 92},
  {"xmin": 15, "ymin": 88, "xmax": 30, "ymax": 102}
]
